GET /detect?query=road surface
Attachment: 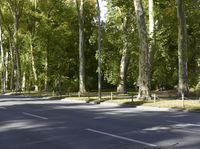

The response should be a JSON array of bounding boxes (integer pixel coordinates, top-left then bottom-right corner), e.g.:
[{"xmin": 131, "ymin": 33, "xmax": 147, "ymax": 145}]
[{"xmin": 0, "ymin": 95, "xmax": 200, "ymax": 149}]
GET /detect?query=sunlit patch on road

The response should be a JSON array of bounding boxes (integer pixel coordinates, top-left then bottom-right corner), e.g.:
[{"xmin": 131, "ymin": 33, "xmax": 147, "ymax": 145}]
[{"xmin": 0, "ymin": 107, "xmax": 7, "ymax": 109}]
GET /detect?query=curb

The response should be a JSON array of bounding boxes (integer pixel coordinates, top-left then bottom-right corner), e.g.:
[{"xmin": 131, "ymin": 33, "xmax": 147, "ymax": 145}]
[
  {"xmin": 135, "ymin": 105, "xmax": 171, "ymax": 111},
  {"xmin": 62, "ymin": 98, "xmax": 200, "ymax": 113},
  {"xmin": 62, "ymin": 98, "xmax": 176, "ymax": 112}
]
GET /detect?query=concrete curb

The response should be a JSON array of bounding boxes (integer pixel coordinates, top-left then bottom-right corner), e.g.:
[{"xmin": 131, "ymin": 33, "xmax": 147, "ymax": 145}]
[
  {"xmin": 101, "ymin": 102, "xmax": 172, "ymax": 112},
  {"xmin": 135, "ymin": 105, "xmax": 171, "ymax": 112},
  {"xmin": 61, "ymin": 98, "xmax": 86, "ymax": 104},
  {"xmin": 62, "ymin": 98, "xmax": 177, "ymax": 112}
]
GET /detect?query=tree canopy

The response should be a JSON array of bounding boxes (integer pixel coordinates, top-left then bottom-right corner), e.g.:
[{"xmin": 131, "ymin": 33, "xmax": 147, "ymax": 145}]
[{"xmin": 0, "ymin": 0, "xmax": 199, "ymax": 98}]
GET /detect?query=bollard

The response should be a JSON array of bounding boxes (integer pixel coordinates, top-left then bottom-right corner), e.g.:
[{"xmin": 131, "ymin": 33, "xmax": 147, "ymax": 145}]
[
  {"xmin": 154, "ymin": 94, "xmax": 156, "ymax": 104},
  {"xmin": 182, "ymin": 93, "xmax": 185, "ymax": 108},
  {"xmin": 132, "ymin": 94, "xmax": 134, "ymax": 103},
  {"xmin": 52, "ymin": 90, "xmax": 55, "ymax": 96},
  {"xmin": 111, "ymin": 92, "xmax": 113, "ymax": 100},
  {"xmin": 87, "ymin": 92, "xmax": 90, "ymax": 100}
]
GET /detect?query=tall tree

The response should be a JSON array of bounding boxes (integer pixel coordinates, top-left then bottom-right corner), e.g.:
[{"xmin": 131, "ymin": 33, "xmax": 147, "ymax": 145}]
[
  {"xmin": 9, "ymin": 35, "xmax": 15, "ymax": 91},
  {"xmin": 177, "ymin": 0, "xmax": 189, "ymax": 96},
  {"xmin": 96, "ymin": 0, "xmax": 101, "ymax": 100},
  {"xmin": 0, "ymin": 17, "xmax": 6, "ymax": 93},
  {"xmin": 29, "ymin": 0, "xmax": 38, "ymax": 91},
  {"xmin": 134, "ymin": 0, "xmax": 151, "ymax": 99},
  {"xmin": 7, "ymin": 0, "xmax": 24, "ymax": 91},
  {"xmin": 148, "ymin": 0, "xmax": 154, "ymax": 90},
  {"xmin": 0, "ymin": 2, "xmax": 15, "ymax": 91},
  {"xmin": 117, "ymin": 14, "xmax": 130, "ymax": 94},
  {"xmin": 76, "ymin": 0, "xmax": 86, "ymax": 95},
  {"xmin": 148, "ymin": 0, "xmax": 154, "ymax": 55},
  {"xmin": 30, "ymin": 37, "xmax": 38, "ymax": 91}
]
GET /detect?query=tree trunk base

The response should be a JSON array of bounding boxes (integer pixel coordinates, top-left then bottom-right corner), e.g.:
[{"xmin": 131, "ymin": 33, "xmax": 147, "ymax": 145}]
[
  {"xmin": 78, "ymin": 90, "xmax": 87, "ymax": 96},
  {"xmin": 178, "ymin": 88, "xmax": 189, "ymax": 97},
  {"xmin": 117, "ymin": 84, "xmax": 127, "ymax": 94},
  {"xmin": 35, "ymin": 85, "xmax": 39, "ymax": 92},
  {"xmin": 137, "ymin": 90, "xmax": 151, "ymax": 100}
]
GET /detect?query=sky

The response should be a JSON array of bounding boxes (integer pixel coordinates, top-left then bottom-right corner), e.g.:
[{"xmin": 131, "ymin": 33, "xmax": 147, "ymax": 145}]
[{"xmin": 99, "ymin": 0, "xmax": 107, "ymax": 20}]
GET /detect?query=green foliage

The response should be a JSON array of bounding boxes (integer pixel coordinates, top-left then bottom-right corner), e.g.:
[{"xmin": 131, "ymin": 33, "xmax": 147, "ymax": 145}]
[
  {"xmin": 101, "ymin": 0, "xmax": 138, "ymax": 87},
  {"xmin": 0, "ymin": 0, "xmax": 200, "ymax": 93}
]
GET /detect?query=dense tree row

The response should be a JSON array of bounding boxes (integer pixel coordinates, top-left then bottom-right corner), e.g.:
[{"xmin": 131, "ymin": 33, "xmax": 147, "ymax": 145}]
[
  {"xmin": 102, "ymin": 0, "xmax": 200, "ymax": 98},
  {"xmin": 0, "ymin": 0, "xmax": 97, "ymax": 94},
  {"xmin": 0, "ymin": 0, "xmax": 199, "ymax": 99}
]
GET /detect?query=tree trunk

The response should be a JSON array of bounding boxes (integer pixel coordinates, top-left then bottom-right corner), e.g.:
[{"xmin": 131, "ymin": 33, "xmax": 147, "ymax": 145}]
[
  {"xmin": 30, "ymin": 38, "xmax": 38, "ymax": 91},
  {"xmin": 177, "ymin": 0, "xmax": 189, "ymax": 96},
  {"xmin": 13, "ymin": 14, "xmax": 21, "ymax": 92},
  {"xmin": 2, "ymin": 13, "xmax": 15, "ymax": 91},
  {"xmin": 76, "ymin": 0, "xmax": 86, "ymax": 95},
  {"xmin": 148, "ymin": 0, "xmax": 154, "ymax": 90},
  {"xmin": 117, "ymin": 15, "xmax": 130, "ymax": 94},
  {"xmin": 148, "ymin": 0, "xmax": 154, "ymax": 56},
  {"xmin": 134, "ymin": 0, "xmax": 151, "ymax": 99},
  {"xmin": 5, "ymin": 51, "xmax": 9, "ymax": 90},
  {"xmin": 7, "ymin": 0, "xmax": 23, "ymax": 92},
  {"xmin": 22, "ymin": 71, "xmax": 26, "ymax": 91},
  {"xmin": 9, "ymin": 38, "xmax": 15, "ymax": 91},
  {"xmin": 0, "ymin": 20, "xmax": 5, "ymax": 93},
  {"xmin": 31, "ymin": 0, "xmax": 38, "ymax": 9},
  {"xmin": 44, "ymin": 48, "xmax": 48, "ymax": 92},
  {"xmin": 96, "ymin": 0, "xmax": 102, "ymax": 100}
]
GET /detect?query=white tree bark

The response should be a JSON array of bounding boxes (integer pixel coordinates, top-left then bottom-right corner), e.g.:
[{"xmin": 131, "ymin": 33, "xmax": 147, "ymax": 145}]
[
  {"xmin": 177, "ymin": 0, "xmax": 189, "ymax": 96},
  {"xmin": 9, "ymin": 37, "xmax": 15, "ymax": 91},
  {"xmin": 29, "ymin": 0, "xmax": 39, "ymax": 92},
  {"xmin": 30, "ymin": 38, "xmax": 38, "ymax": 91},
  {"xmin": 0, "ymin": 19, "xmax": 6, "ymax": 93},
  {"xmin": 0, "ymin": 6, "xmax": 15, "ymax": 92},
  {"xmin": 22, "ymin": 71, "xmax": 26, "ymax": 91},
  {"xmin": 5, "ymin": 51, "xmax": 9, "ymax": 90},
  {"xmin": 149, "ymin": 0, "xmax": 154, "ymax": 39},
  {"xmin": 117, "ymin": 15, "xmax": 130, "ymax": 94},
  {"xmin": 134, "ymin": 0, "xmax": 151, "ymax": 99},
  {"xmin": 148, "ymin": 0, "xmax": 154, "ymax": 89},
  {"xmin": 8, "ymin": 0, "xmax": 22, "ymax": 92},
  {"xmin": 76, "ymin": 0, "xmax": 86, "ymax": 95},
  {"xmin": 44, "ymin": 48, "xmax": 48, "ymax": 91},
  {"xmin": 96, "ymin": 0, "xmax": 102, "ymax": 100}
]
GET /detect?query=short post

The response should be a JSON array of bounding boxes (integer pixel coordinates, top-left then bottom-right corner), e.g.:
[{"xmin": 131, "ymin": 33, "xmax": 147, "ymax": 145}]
[
  {"xmin": 132, "ymin": 94, "xmax": 134, "ymax": 103},
  {"xmin": 154, "ymin": 93, "xmax": 156, "ymax": 104},
  {"xmin": 52, "ymin": 90, "xmax": 55, "ymax": 96},
  {"xmin": 111, "ymin": 92, "xmax": 113, "ymax": 100},
  {"xmin": 182, "ymin": 93, "xmax": 185, "ymax": 108},
  {"xmin": 87, "ymin": 92, "xmax": 90, "ymax": 100}
]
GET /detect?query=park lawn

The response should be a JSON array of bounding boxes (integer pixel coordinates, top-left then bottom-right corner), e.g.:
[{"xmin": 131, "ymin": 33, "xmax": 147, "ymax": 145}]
[
  {"xmin": 106, "ymin": 98, "xmax": 200, "ymax": 111},
  {"xmin": 64, "ymin": 96, "xmax": 200, "ymax": 112}
]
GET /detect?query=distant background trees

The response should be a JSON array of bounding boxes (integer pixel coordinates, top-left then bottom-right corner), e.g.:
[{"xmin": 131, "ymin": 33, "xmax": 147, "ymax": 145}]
[{"xmin": 0, "ymin": 0, "xmax": 199, "ymax": 97}]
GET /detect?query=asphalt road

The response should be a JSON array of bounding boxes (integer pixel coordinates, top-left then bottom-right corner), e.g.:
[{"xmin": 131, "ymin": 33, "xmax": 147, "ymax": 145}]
[{"xmin": 0, "ymin": 95, "xmax": 200, "ymax": 149}]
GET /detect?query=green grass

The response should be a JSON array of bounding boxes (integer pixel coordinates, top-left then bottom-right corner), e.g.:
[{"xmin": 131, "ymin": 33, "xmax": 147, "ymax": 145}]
[
  {"xmin": 63, "ymin": 96, "xmax": 200, "ymax": 112},
  {"xmin": 143, "ymin": 100, "xmax": 200, "ymax": 111},
  {"xmin": 106, "ymin": 98, "xmax": 200, "ymax": 111}
]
